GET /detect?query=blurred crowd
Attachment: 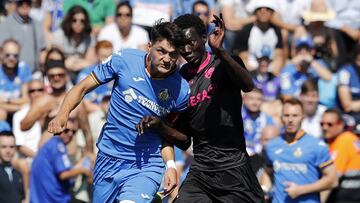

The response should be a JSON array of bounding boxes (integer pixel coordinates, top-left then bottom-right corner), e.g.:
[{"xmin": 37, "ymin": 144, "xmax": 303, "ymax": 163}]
[{"xmin": 0, "ymin": 0, "xmax": 359, "ymax": 203}]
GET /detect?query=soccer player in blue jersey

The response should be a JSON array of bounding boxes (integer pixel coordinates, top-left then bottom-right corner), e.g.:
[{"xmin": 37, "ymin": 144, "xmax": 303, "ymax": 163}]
[
  {"xmin": 47, "ymin": 20, "xmax": 189, "ymax": 203},
  {"xmin": 265, "ymin": 98, "xmax": 337, "ymax": 203}
]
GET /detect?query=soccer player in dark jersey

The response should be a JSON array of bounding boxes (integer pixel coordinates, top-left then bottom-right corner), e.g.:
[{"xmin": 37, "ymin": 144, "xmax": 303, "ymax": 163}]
[
  {"xmin": 47, "ymin": 21, "xmax": 190, "ymax": 203},
  {"xmin": 137, "ymin": 14, "xmax": 264, "ymax": 202}
]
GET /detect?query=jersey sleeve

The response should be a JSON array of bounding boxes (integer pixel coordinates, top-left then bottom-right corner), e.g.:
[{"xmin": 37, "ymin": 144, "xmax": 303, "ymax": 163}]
[
  {"xmin": 174, "ymin": 81, "xmax": 190, "ymax": 112},
  {"xmin": 315, "ymin": 140, "xmax": 333, "ymax": 169},
  {"xmin": 91, "ymin": 53, "xmax": 122, "ymax": 84},
  {"xmin": 54, "ymin": 150, "xmax": 72, "ymax": 175},
  {"xmin": 337, "ymin": 67, "xmax": 351, "ymax": 86}
]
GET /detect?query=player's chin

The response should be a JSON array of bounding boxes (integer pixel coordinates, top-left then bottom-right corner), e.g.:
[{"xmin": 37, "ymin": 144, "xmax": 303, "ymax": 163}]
[{"xmin": 158, "ymin": 66, "xmax": 174, "ymax": 74}]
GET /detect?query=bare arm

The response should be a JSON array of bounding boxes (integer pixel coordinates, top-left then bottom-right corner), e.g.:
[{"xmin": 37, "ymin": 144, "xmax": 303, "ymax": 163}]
[
  {"xmin": 310, "ymin": 60, "xmax": 332, "ymax": 81},
  {"xmin": 270, "ymin": 48, "xmax": 285, "ymax": 76},
  {"xmin": 285, "ymin": 164, "xmax": 338, "ymax": 199},
  {"xmin": 338, "ymin": 86, "xmax": 360, "ymax": 112},
  {"xmin": 136, "ymin": 116, "xmax": 191, "ymax": 151},
  {"xmin": 77, "ymin": 103, "xmax": 94, "ymax": 153},
  {"xmin": 59, "ymin": 167, "xmax": 89, "ymax": 181},
  {"xmin": 47, "ymin": 75, "xmax": 99, "ymax": 134},
  {"xmin": 221, "ymin": 5, "xmax": 256, "ymax": 31},
  {"xmin": 20, "ymin": 95, "xmax": 53, "ymax": 131},
  {"xmin": 161, "ymin": 141, "xmax": 177, "ymax": 195},
  {"xmin": 18, "ymin": 145, "xmax": 36, "ymax": 157}
]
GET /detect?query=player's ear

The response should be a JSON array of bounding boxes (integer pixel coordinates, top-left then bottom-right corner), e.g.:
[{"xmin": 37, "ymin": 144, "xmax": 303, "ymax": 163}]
[{"xmin": 147, "ymin": 42, "xmax": 152, "ymax": 52}]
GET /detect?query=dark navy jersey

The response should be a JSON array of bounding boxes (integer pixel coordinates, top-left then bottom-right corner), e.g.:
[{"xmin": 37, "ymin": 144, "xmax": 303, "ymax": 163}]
[{"xmin": 180, "ymin": 52, "xmax": 249, "ymax": 171}]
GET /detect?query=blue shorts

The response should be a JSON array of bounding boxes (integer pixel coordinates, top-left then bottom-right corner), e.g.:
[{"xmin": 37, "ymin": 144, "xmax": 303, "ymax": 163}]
[{"xmin": 93, "ymin": 151, "xmax": 164, "ymax": 203}]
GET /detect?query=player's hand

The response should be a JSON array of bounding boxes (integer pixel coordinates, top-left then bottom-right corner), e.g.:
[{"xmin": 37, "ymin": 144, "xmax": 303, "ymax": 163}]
[
  {"xmin": 47, "ymin": 114, "xmax": 68, "ymax": 135},
  {"xmin": 284, "ymin": 181, "xmax": 303, "ymax": 199},
  {"xmin": 209, "ymin": 14, "xmax": 225, "ymax": 54},
  {"xmin": 136, "ymin": 116, "xmax": 162, "ymax": 135},
  {"xmin": 163, "ymin": 167, "xmax": 178, "ymax": 196}
]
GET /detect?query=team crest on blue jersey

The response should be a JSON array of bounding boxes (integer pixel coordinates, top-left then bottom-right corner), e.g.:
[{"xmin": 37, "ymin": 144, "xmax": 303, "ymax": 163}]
[
  {"xmin": 158, "ymin": 89, "xmax": 170, "ymax": 101},
  {"xmin": 293, "ymin": 147, "xmax": 303, "ymax": 157}
]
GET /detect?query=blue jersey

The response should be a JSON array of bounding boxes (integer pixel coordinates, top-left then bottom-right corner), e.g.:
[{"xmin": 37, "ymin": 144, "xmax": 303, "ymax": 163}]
[
  {"xmin": 242, "ymin": 107, "xmax": 274, "ymax": 155},
  {"xmin": 280, "ymin": 60, "xmax": 327, "ymax": 97},
  {"xmin": 252, "ymin": 72, "xmax": 281, "ymax": 101},
  {"xmin": 30, "ymin": 137, "xmax": 73, "ymax": 203},
  {"xmin": 0, "ymin": 62, "xmax": 32, "ymax": 99},
  {"xmin": 91, "ymin": 49, "xmax": 189, "ymax": 164},
  {"xmin": 77, "ymin": 64, "xmax": 113, "ymax": 104},
  {"xmin": 338, "ymin": 64, "xmax": 360, "ymax": 101},
  {"xmin": 265, "ymin": 131, "xmax": 333, "ymax": 203}
]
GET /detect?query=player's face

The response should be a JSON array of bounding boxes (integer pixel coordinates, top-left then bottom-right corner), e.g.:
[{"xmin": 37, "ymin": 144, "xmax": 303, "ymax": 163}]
[
  {"xmin": 0, "ymin": 136, "xmax": 16, "ymax": 163},
  {"xmin": 281, "ymin": 103, "xmax": 304, "ymax": 135},
  {"xmin": 299, "ymin": 91, "xmax": 319, "ymax": 117},
  {"xmin": 59, "ymin": 120, "xmax": 78, "ymax": 144},
  {"xmin": 321, "ymin": 113, "xmax": 343, "ymax": 141},
  {"xmin": 148, "ymin": 39, "xmax": 179, "ymax": 77},
  {"xmin": 47, "ymin": 68, "xmax": 68, "ymax": 90},
  {"xmin": 243, "ymin": 91, "xmax": 263, "ymax": 113},
  {"xmin": 2, "ymin": 42, "xmax": 20, "ymax": 69},
  {"xmin": 181, "ymin": 27, "xmax": 207, "ymax": 67}
]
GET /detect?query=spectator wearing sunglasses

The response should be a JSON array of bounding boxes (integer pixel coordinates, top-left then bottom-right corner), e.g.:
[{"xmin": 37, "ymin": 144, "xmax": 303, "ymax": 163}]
[
  {"xmin": 0, "ymin": 0, "xmax": 45, "ymax": 72},
  {"xmin": 321, "ymin": 108, "xmax": 360, "ymax": 203},
  {"xmin": 20, "ymin": 60, "xmax": 94, "ymax": 153},
  {"xmin": 0, "ymin": 39, "xmax": 32, "ymax": 122},
  {"xmin": 12, "ymin": 79, "xmax": 44, "ymax": 162},
  {"xmin": 191, "ymin": 0, "xmax": 216, "ymax": 52},
  {"xmin": 98, "ymin": 1, "xmax": 149, "ymax": 52},
  {"xmin": 51, "ymin": 5, "xmax": 96, "ymax": 83}
]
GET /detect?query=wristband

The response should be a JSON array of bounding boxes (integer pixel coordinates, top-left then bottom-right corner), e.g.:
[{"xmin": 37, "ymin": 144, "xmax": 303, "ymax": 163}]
[{"xmin": 166, "ymin": 160, "xmax": 177, "ymax": 170}]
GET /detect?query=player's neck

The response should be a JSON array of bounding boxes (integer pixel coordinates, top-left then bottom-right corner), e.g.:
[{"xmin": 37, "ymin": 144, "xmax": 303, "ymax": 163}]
[
  {"xmin": 285, "ymin": 130, "xmax": 304, "ymax": 143},
  {"xmin": 285, "ymin": 133, "xmax": 296, "ymax": 143}
]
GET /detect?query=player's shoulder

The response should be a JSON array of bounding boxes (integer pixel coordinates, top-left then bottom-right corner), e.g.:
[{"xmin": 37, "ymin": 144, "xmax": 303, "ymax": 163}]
[
  {"xmin": 303, "ymin": 133, "xmax": 328, "ymax": 148},
  {"xmin": 112, "ymin": 49, "xmax": 145, "ymax": 60},
  {"xmin": 266, "ymin": 136, "xmax": 283, "ymax": 149}
]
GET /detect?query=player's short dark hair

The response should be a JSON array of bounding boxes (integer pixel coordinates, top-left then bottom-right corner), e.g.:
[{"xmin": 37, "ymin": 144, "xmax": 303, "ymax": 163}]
[
  {"xmin": 174, "ymin": 14, "xmax": 207, "ymax": 36},
  {"xmin": 300, "ymin": 78, "xmax": 318, "ymax": 95},
  {"xmin": 150, "ymin": 20, "xmax": 185, "ymax": 49},
  {"xmin": 0, "ymin": 131, "xmax": 14, "ymax": 137},
  {"xmin": 282, "ymin": 97, "xmax": 304, "ymax": 111}
]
